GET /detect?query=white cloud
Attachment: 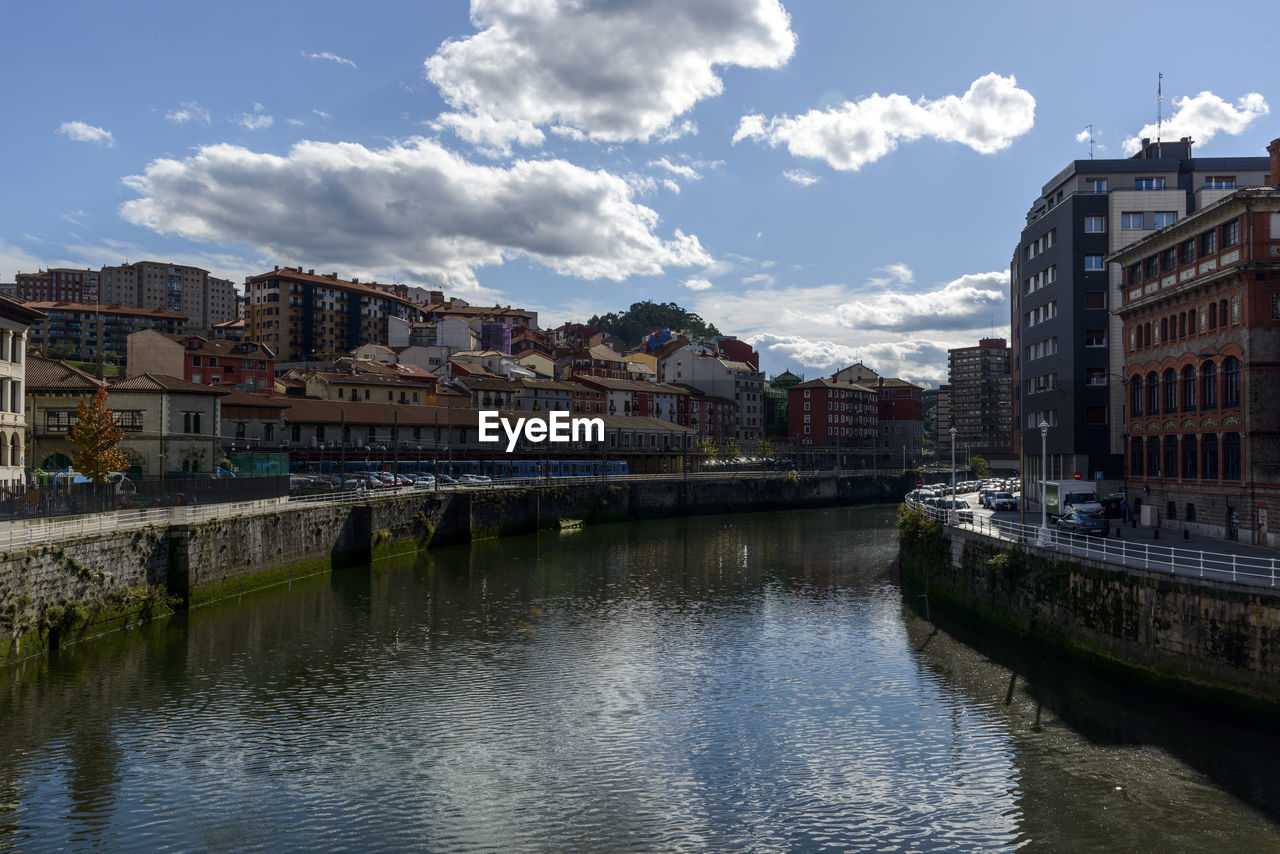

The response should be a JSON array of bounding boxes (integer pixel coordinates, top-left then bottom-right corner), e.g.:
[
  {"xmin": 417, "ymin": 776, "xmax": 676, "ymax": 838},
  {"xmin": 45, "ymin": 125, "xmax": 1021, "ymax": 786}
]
[
  {"xmin": 61, "ymin": 210, "xmax": 89, "ymax": 226},
  {"xmin": 741, "ymin": 272, "xmax": 775, "ymax": 287},
  {"xmin": 285, "ymin": 118, "xmax": 306, "ymax": 127},
  {"xmin": 683, "ymin": 277, "xmax": 713, "ymax": 291},
  {"xmin": 235, "ymin": 104, "xmax": 274, "ymax": 131},
  {"xmin": 431, "ymin": 111, "xmax": 545, "ymax": 157},
  {"xmin": 783, "ymin": 168, "xmax": 819, "ymax": 186},
  {"xmin": 1075, "ymin": 128, "xmax": 1091, "ymax": 143},
  {"xmin": 165, "ymin": 101, "xmax": 211, "ymax": 124},
  {"xmin": 734, "ymin": 73, "xmax": 1035, "ymax": 171},
  {"xmin": 688, "ymin": 269, "xmax": 1009, "ymax": 383},
  {"xmin": 304, "ymin": 50, "xmax": 358, "ymax": 70},
  {"xmin": 656, "ymin": 120, "xmax": 698, "ymax": 143},
  {"xmin": 57, "ymin": 121, "xmax": 115, "ymax": 147},
  {"xmin": 0, "ymin": 240, "xmax": 45, "ymax": 280},
  {"xmin": 649, "ymin": 157, "xmax": 702, "ymax": 181},
  {"xmin": 120, "ymin": 137, "xmax": 711, "ymax": 290},
  {"xmin": 313, "ymin": 109, "xmax": 331, "ymax": 120},
  {"xmin": 425, "ymin": 0, "xmax": 796, "ymax": 146},
  {"xmin": 1122, "ymin": 91, "xmax": 1268, "ymax": 154}
]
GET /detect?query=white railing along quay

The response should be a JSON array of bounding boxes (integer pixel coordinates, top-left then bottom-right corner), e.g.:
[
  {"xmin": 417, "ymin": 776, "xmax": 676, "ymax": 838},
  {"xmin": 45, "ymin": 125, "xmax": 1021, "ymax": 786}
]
[{"xmin": 904, "ymin": 499, "xmax": 1280, "ymax": 589}]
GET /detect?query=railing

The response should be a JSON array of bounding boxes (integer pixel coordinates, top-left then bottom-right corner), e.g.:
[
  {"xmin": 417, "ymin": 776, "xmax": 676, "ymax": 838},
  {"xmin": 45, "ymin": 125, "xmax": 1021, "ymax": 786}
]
[{"xmin": 905, "ymin": 499, "xmax": 1280, "ymax": 588}]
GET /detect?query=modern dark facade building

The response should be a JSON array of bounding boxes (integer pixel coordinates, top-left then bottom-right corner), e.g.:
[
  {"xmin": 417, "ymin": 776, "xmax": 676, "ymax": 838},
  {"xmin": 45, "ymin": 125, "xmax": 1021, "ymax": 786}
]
[{"xmin": 1012, "ymin": 137, "xmax": 1269, "ymax": 493}]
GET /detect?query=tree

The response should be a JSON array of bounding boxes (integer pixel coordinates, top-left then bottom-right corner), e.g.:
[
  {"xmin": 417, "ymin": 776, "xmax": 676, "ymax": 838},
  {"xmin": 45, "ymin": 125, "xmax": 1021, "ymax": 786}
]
[
  {"xmin": 66, "ymin": 387, "xmax": 129, "ymax": 481},
  {"xmin": 970, "ymin": 454, "xmax": 991, "ymax": 479},
  {"xmin": 587, "ymin": 300, "xmax": 720, "ymax": 347}
]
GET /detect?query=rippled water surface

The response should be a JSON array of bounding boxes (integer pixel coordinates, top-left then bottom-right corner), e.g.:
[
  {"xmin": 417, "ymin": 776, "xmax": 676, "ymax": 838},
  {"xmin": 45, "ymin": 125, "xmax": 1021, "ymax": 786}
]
[{"xmin": 3, "ymin": 505, "xmax": 1280, "ymax": 851}]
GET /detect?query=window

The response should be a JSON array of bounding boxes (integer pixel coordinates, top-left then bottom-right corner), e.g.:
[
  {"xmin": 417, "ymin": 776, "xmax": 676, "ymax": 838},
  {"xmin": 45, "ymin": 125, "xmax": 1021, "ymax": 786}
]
[
  {"xmin": 45, "ymin": 409, "xmax": 77, "ymax": 433},
  {"xmin": 1084, "ymin": 255, "xmax": 1104, "ymax": 271},
  {"xmin": 1164, "ymin": 369, "xmax": 1177, "ymax": 412},
  {"xmin": 1201, "ymin": 230, "xmax": 1217, "ymax": 255},
  {"xmin": 1182, "ymin": 366, "xmax": 1197, "ymax": 412},
  {"xmin": 1089, "ymin": 178, "xmax": 1107, "ymax": 193},
  {"xmin": 1121, "ymin": 212, "xmax": 1144, "ymax": 229},
  {"xmin": 1224, "ymin": 433, "xmax": 1241, "ymax": 480},
  {"xmin": 1201, "ymin": 362, "xmax": 1218, "ymax": 408},
  {"xmin": 1143, "ymin": 256, "xmax": 1158, "ymax": 278},
  {"xmin": 1147, "ymin": 372, "xmax": 1159, "ymax": 413},
  {"xmin": 1183, "ymin": 435, "xmax": 1198, "ymax": 479},
  {"xmin": 1163, "ymin": 436, "xmax": 1177, "ymax": 478},
  {"xmin": 1084, "ymin": 215, "xmax": 1105, "ymax": 233},
  {"xmin": 1161, "ymin": 247, "xmax": 1177, "ymax": 271},
  {"xmin": 1085, "ymin": 329, "xmax": 1106, "ymax": 347},
  {"xmin": 1224, "ymin": 357, "xmax": 1240, "ymax": 407},
  {"xmin": 182, "ymin": 411, "xmax": 202, "ymax": 434},
  {"xmin": 1153, "ymin": 212, "xmax": 1177, "ymax": 228},
  {"xmin": 1205, "ymin": 176, "xmax": 1236, "ymax": 189},
  {"xmin": 1130, "ymin": 376, "xmax": 1143, "ymax": 415},
  {"xmin": 1201, "ymin": 434, "xmax": 1219, "ymax": 479},
  {"xmin": 1087, "ymin": 368, "xmax": 1106, "ymax": 386},
  {"xmin": 1135, "ymin": 177, "xmax": 1164, "ymax": 190},
  {"xmin": 114, "ymin": 410, "xmax": 142, "ymax": 431},
  {"xmin": 1179, "ymin": 239, "xmax": 1196, "ymax": 265},
  {"xmin": 1146, "ymin": 437, "xmax": 1159, "ymax": 476},
  {"xmin": 1131, "ymin": 437, "xmax": 1144, "ymax": 476},
  {"xmin": 1223, "ymin": 220, "xmax": 1239, "ymax": 247}
]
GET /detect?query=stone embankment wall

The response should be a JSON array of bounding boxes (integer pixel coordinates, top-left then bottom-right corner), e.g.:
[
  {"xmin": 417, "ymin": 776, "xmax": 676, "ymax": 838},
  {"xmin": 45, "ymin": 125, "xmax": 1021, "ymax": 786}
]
[
  {"xmin": 2, "ymin": 473, "xmax": 912, "ymax": 663},
  {"xmin": 898, "ymin": 518, "xmax": 1280, "ymax": 708}
]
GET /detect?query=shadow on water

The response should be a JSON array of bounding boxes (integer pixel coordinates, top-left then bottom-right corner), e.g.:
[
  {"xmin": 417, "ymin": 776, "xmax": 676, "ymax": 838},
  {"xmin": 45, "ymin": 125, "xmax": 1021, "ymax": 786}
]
[{"xmin": 901, "ymin": 585, "xmax": 1280, "ymax": 833}]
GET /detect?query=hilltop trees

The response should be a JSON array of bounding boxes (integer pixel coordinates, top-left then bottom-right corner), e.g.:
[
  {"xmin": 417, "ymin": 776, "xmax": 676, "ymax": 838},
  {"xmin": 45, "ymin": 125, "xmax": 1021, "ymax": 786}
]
[{"xmin": 587, "ymin": 301, "xmax": 720, "ymax": 347}]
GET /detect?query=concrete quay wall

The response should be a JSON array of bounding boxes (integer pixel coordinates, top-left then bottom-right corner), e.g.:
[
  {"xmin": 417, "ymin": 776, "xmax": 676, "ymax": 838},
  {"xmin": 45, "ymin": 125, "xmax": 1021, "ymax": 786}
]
[
  {"xmin": 2, "ymin": 473, "xmax": 912, "ymax": 662},
  {"xmin": 898, "ymin": 519, "xmax": 1280, "ymax": 708}
]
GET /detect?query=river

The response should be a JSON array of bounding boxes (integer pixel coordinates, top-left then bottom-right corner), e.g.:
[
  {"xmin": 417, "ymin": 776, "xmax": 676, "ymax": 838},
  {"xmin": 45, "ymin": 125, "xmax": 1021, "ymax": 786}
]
[{"xmin": 2, "ymin": 505, "xmax": 1279, "ymax": 851}]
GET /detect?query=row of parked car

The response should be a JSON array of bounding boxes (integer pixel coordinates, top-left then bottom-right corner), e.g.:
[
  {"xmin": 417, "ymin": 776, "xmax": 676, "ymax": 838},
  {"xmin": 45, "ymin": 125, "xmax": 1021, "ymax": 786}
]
[{"xmin": 289, "ymin": 472, "xmax": 496, "ymax": 492}]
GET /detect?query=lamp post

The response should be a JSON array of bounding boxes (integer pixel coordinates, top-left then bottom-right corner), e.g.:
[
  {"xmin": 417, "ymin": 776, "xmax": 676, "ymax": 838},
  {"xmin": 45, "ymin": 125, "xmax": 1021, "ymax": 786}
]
[
  {"xmin": 1039, "ymin": 418, "xmax": 1050, "ymax": 542},
  {"xmin": 949, "ymin": 426, "xmax": 957, "ymax": 524}
]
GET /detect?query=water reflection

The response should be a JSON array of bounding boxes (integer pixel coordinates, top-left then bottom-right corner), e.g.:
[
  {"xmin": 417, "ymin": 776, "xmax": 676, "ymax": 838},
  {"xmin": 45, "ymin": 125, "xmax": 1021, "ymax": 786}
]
[{"xmin": 0, "ymin": 505, "xmax": 1276, "ymax": 851}]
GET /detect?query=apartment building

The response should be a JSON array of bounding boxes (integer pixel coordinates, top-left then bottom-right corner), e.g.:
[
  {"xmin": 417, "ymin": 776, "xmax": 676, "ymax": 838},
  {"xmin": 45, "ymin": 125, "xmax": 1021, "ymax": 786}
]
[
  {"xmin": 27, "ymin": 302, "xmax": 185, "ymax": 363},
  {"xmin": 786, "ymin": 378, "xmax": 877, "ymax": 448},
  {"xmin": 947, "ymin": 339, "xmax": 1012, "ymax": 466},
  {"xmin": 244, "ymin": 267, "xmax": 427, "ymax": 362},
  {"xmin": 100, "ymin": 261, "xmax": 236, "ymax": 332},
  {"xmin": 125, "ymin": 330, "xmax": 276, "ymax": 396},
  {"xmin": 15, "ymin": 268, "xmax": 99, "ymax": 304},
  {"xmin": 1013, "ymin": 137, "xmax": 1269, "ymax": 486}
]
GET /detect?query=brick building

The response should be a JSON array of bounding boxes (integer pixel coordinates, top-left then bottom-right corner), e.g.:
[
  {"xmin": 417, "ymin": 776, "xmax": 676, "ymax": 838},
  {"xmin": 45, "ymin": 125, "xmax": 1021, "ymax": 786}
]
[
  {"xmin": 1108, "ymin": 139, "xmax": 1280, "ymax": 544},
  {"xmin": 786, "ymin": 378, "xmax": 877, "ymax": 447}
]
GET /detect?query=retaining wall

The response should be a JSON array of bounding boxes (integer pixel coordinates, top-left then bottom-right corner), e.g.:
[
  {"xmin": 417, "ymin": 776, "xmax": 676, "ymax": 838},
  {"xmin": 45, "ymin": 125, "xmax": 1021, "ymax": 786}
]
[{"xmin": 898, "ymin": 518, "xmax": 1280, "ymax": 708}]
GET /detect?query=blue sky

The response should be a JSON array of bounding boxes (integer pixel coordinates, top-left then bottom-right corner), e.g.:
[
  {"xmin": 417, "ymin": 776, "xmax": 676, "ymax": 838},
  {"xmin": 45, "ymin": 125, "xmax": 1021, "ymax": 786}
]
[{"xmin": 3, "ymin": 0, "xmax": 1277, "ymax": 385}]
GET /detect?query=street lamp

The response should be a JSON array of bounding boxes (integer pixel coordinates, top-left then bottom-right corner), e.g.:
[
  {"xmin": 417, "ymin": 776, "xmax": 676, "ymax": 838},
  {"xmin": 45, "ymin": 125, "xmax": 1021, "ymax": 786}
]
[
  {"xmin": 949, "ymin": 426, "xmax": 957, "ymax": 524},
  {"xmin": 1039, "ymin": 418, "xmax": 1050, "ymax": 542}
]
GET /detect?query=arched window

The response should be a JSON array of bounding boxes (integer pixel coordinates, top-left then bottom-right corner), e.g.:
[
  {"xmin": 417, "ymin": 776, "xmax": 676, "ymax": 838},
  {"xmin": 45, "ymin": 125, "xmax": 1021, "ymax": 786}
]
[
  {"xmin": 1201, "ymin": 434, "xmax": 1219, "ymax": 480},
  {"xmin": 1163, "ymin": 435, "xmax": 1178, "ymax": 478},
  {"xmin": 1131, "ymin": 437, "xmax": 1144, "ymax": 476},
  {"xmin": 1131, "ymin": 375, "xmax": 1144, "ymax": 416},
  {"xmin": 10, "ymin": 434, "xmax": 19, "ymax": 470},
  {"xmin": 1147, "ymin": 371, "xmax": 1159, "ymax": 414},
  {"xmin": 1201, "ymin": 362, "xmax": 1218, "ymax": 409},
  {"xmin": 1182, "ymin": 365, "xmax": 1197, "ymax": 412},
  {"xmin": 1224, "ymin": 357, "xmax": 1240, "ymax": 407},
  {"xmin": 1163, "ymin": 369, "xmax": 1177, "ymax": 413}
]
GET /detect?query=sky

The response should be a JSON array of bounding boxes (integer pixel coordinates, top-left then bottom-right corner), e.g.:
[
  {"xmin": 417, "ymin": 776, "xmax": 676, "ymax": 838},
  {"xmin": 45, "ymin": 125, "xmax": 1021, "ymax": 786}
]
[{"xmin": 3, "ymin": 0, "xmax": 1278, "ymax": 387}]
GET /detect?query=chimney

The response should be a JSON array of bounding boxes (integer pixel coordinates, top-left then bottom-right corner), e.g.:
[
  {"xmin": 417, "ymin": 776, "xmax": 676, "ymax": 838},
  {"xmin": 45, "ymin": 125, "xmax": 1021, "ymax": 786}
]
[
  {"xmin": 1269, "ymin": 138, "xmax": 1280, "ymax": 188},
  {"xmin": 308, "ymin": 269, "xmax": 315, "ymax": 275}
]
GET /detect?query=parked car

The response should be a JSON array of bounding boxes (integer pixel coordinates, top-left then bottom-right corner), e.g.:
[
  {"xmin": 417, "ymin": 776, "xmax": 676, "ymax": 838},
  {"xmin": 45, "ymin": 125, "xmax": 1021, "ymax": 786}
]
[
  {"xmin": 435, "ymin": 474, "xmax": 459, "ymax": 486},
  {"xmin": 991, "ymin": 492, "xmax": 1018, "ymax": 511},
  {"xmin": 941, "ymin": 499, "xmax": 974, "ymax": 523},
  {"xmin": 414, "ymin": 474, "xmax": 437, "ymax": 489},
  {"xmin": 1057, "ymin": 510, "xmax": 1109, "ymax": 536}
]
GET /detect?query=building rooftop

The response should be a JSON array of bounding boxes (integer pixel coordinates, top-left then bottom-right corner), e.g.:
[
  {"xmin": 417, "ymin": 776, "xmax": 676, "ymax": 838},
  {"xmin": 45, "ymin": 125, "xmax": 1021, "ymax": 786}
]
[
  {"xmin": 110, "ymin": 373, "xmax": 229, "ymax": 395},
  {"xmin": 25, "ymin": 355, "xmax": 104, "ymax": 392}
]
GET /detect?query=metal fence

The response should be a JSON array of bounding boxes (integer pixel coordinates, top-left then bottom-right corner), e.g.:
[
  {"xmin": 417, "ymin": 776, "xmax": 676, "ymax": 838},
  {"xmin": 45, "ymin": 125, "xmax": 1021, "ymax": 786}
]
[
  {"xmin": 0, "ymin": 476, "xmax": 290, "ymax": 523},
  {"xmin": 905, "ymin": 500, "xmax": 1280, "ymax": 588}
]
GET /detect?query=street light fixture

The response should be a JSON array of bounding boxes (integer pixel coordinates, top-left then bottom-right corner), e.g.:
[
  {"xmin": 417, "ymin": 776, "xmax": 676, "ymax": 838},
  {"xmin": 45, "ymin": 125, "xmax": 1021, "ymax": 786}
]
[
  {"xmin": 949, "ymin": 426, "xmax": 957, "ymax": 525},
  {"xmin": 1039, "ymin": 418, "xmax": 1049, "ymax": 542}
]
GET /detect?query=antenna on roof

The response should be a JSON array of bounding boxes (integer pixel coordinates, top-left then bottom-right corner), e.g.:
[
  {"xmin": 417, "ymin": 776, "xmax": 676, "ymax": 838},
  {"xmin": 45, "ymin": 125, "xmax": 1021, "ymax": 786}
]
[
  {"xmin": 1156, "ymin": 72, "xmax": 1164, "ymax": 158},
  {"xmin": 1085, "ymin": 124, "xmax": 1094, "ymax": 159}
]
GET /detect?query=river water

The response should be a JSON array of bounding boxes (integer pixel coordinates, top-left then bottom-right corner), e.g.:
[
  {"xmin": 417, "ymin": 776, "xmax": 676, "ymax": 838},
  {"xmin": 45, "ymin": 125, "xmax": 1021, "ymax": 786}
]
[{"xmin": 3, "ymin": 505, "xmax": 1279, "ymax": 852}]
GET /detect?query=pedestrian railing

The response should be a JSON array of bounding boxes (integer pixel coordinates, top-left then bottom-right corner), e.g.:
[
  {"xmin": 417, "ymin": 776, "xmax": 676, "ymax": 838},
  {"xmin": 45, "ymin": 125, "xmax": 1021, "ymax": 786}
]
[{"xmin": 904, "ymin": 499, "xmax": 1280, "ymax": 588}]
